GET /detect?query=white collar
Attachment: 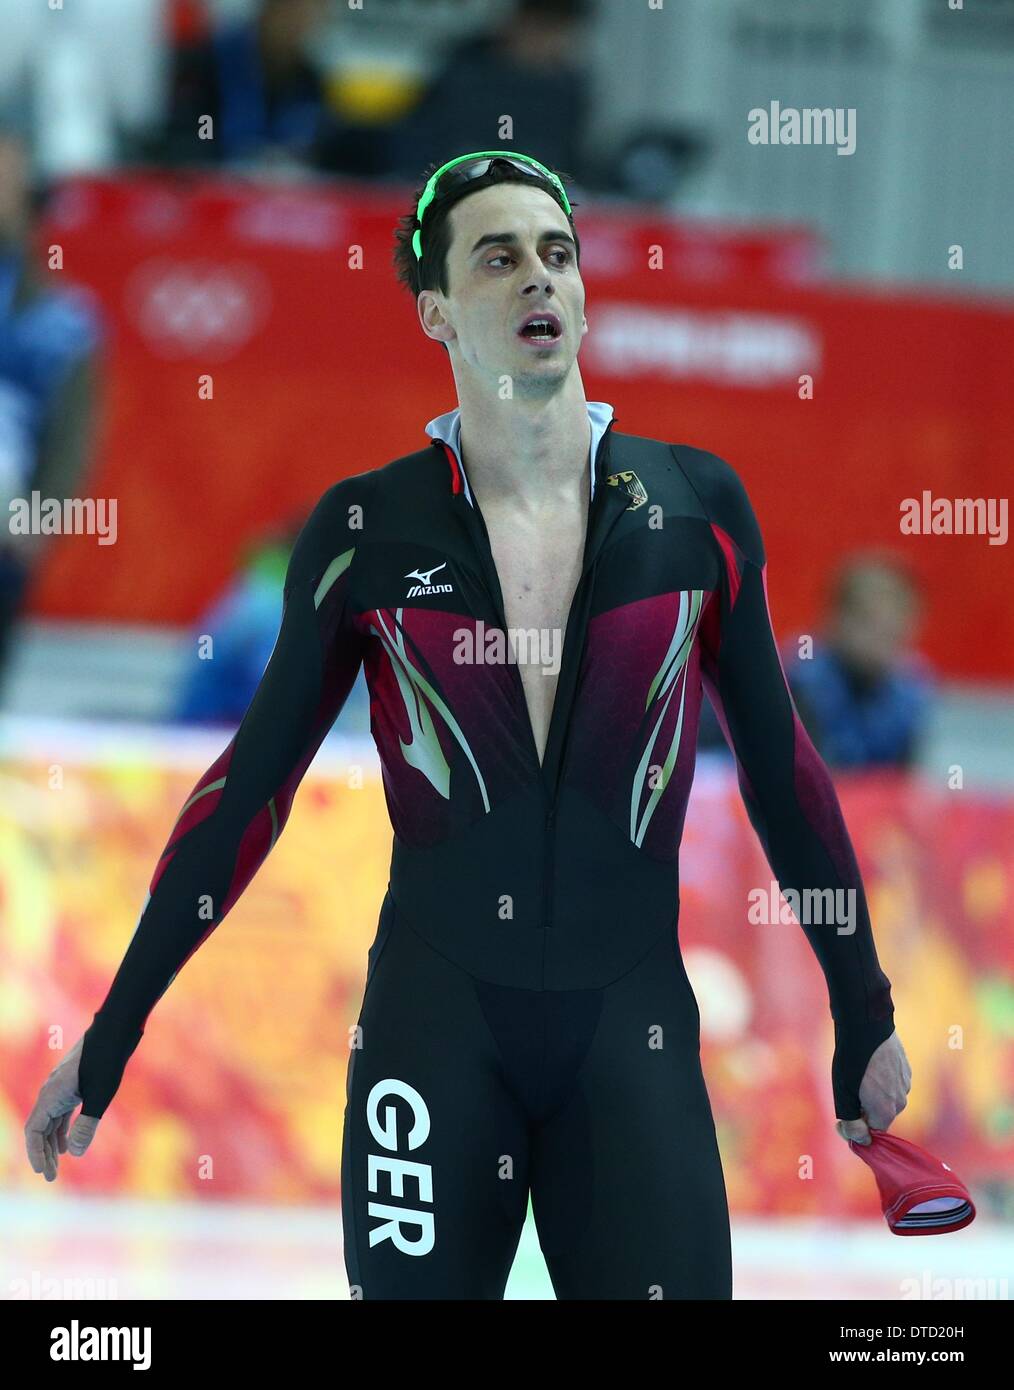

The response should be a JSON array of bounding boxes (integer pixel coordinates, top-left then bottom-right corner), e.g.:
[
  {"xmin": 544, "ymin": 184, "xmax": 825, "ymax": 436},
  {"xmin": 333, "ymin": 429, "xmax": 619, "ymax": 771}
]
[{"xmin": 424, "ymin": 400, "xmax": 615, "ymax": 505}]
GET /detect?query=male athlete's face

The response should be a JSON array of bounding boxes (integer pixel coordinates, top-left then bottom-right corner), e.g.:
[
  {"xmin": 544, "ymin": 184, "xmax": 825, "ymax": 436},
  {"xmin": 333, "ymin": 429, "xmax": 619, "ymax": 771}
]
[{"xmin": 419, "ymin": 182, "xmax": 588, "ymax": 393}]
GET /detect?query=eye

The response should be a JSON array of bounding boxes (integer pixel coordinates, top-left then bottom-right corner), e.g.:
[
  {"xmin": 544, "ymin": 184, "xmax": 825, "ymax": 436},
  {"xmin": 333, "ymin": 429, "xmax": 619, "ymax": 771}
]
[{"xmin": 485, "ymin": 246, "xmax": 573, "ymax": 269}]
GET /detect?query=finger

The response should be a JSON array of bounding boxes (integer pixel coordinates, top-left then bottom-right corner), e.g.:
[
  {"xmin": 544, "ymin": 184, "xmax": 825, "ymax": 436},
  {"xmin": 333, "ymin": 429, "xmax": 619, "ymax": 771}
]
[
  {"xmin": 837, "ymin": 1116, "xmax": 871, "ymax": 1145},
  {"xmin": 877, "ymin": 1095, "xmax": 909, "ymax": 1132},
  {"xmin": 860, "ymin": 1078, "xmax": 895, "ymax": 1132},
  {"xmin": 68, "ymin": 1115, "xmax": 99, "ymax": 1156},
  {"xmin": 25, "ymin": 1099, "xmax": 65, "ymax": 1176},
  {"xmin": 25, "ymin": 1118, "xmax": 47, "ymax": 1174},
  {"xmin": 24, "ymin": 1092, "xmax": 56, "ymax": 1172},
  {"xmin": 55, "ymin": 1111, "xmax": 71, "ymax": 1153},
  {"xmin": 44, "ymin": 1116, "xmax": 60, "ymax": 1177},
  {"xmin": 864, "ymin": 1101, "xmax": 894, "ymax": 1131},
  {"xmin": 25, "ymin": 1084, "xmax": 75, "ymax": 1173},
  {"xmin": 41, "ymin": 1129, "xmax": 56, "ymax": 1181}
]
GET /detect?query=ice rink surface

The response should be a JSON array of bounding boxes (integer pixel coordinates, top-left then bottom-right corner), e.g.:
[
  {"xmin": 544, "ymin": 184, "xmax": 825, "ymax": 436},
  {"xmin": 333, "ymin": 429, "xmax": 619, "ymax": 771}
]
[{"xmin": 1, "ymin": 1195, "xmax": 1008, "ymax": 1301}]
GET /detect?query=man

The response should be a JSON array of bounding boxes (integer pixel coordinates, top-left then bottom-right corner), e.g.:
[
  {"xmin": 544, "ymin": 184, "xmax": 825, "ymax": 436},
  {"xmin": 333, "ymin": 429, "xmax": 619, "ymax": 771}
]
[
  {"xmin": 391, "ymin": 0, "xmax": 593, "ymax": 185},
  {"xmin": 161, "ymin": 0, "xmax": 330, "ymax": 169},
  {"xmin": 786, "ymin": 553, "xmax": 934, "ymax": 770},
  {"xmin": 699, "ymin": 553, "xmax": 933, "ymax": 768},
  {"xmin": 26, "ymin": 153, "xmax": 910, "ymax": 1300}
]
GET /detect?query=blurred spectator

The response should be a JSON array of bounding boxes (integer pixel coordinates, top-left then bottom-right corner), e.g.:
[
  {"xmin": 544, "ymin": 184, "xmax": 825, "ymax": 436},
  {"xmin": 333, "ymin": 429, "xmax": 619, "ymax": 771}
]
[
  {"xmin": 0, "ymin": 0, "xmax": 166, "ymax": 176},
  {"xmin": 389, "ymin": 0, "xmax": 594, "ymax": 185},
  {"xmin": 175, "ymin": 517, "xmax": 372, "ymax": 731},
  {"xmin": 161, "ymin": 0, "xmax": 332, "ymax": 170},
  {"xmin": 174, "ymin": 524, "xmax": 296, "ymax": 725},
  {"xmin": 696, "ymin": 552, "xmax": 935, "ymax": 770},
  {"xmin": 0, "ymin": 110, "xmax": 102, "ymax": 690},
  {"xmin": 598, "ymin": 124, "xmax": 712, "ymax": 204},
  {"xmin": 784, "ymin": 553, "xmax": 935, "ymax": 770}
]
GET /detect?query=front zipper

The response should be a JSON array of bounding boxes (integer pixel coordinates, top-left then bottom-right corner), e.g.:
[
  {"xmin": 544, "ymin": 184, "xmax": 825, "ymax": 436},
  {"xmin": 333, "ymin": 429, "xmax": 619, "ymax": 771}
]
[
  {"xmin": 443, "ymin": 420, "xmax": 622, "ymax": 802},
  {"xmin": 445, "ymin": 425, "xmax": 625, "ymax": 941},
  {"xmin": 474, "ymin": 501, "xmax": 564, "ymax": 935},
  {"xmin": 543, "ymin": 805, "xmax": 556, "ymax": 931},
  {"xmin": 458, "ymin": 481, "xmax": 557, "ymax": 788},
  {"xmin": 539, "ymin": 558, "xmax": 599, "ymax": 933}
]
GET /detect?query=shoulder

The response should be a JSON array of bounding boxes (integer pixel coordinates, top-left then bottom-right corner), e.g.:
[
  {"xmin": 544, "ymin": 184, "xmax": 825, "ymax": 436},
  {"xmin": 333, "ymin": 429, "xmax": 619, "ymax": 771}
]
[
  {"xmin": 284, "ymin": 467, "xmax": 377, "ymax": 593},
  {"xmin": 283, "ymin": 444, "xmax": 441, "ymax": 591},
  {"xmin": 667, "ymin": 442, "xmax": 765, "ymax": 567},
  {"xmin": 294, "ymin": 466, "xmax": 377, "ymax": 531}
]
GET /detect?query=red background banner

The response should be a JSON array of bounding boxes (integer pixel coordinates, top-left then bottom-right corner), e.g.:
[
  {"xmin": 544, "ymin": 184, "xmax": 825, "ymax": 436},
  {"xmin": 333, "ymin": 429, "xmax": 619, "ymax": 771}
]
[{"xmin": 29, "ymin": 175, "xmax": 1014, "ymax": 681}]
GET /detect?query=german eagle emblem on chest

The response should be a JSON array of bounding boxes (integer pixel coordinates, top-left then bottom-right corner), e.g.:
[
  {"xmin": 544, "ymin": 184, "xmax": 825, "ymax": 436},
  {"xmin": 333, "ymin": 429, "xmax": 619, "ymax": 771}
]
[{"xmin": 605, "ymin": 470, "xmax": 648, "ymax": 509}]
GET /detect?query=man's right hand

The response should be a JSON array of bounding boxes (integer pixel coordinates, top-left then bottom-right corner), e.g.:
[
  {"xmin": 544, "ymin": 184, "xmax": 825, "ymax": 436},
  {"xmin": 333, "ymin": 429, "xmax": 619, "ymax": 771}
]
[{"xmin": 24, "ymin": 1035, "xmax": 101, "ymax": 1181}]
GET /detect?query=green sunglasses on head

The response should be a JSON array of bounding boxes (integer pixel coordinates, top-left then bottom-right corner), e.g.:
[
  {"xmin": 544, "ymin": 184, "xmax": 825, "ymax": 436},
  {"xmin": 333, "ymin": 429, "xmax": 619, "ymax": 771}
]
[{"xmin": 411, "ymin": 151, "xmax": 572, "ymax": 261}]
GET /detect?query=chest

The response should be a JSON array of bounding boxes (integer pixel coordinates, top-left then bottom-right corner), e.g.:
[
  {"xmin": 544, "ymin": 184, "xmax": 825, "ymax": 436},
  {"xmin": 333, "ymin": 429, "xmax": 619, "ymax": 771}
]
[
  {"xmin": 480, "ymin": 501, "xmax": 588, "ymax": 762},
  {"xmin": 483, "ymin": 503, "xmax": 586, "ymax": 636}
]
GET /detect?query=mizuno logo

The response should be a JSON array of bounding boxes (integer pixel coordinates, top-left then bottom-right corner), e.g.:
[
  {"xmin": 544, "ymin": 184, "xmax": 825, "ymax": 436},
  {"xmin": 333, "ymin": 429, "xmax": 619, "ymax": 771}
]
[
  {"xmin": 406, "ymin": 562, "xmax": 446, "ymax": 586},
  {"xmin": 405, "ymin": 561, "xmax": 453, "ymax": 598}
]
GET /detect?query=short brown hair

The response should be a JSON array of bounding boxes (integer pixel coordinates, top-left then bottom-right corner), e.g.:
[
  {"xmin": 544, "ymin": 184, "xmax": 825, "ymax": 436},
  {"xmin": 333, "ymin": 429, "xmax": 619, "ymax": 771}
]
[{"xmin": 392, "ymin": 156, "xmax": 581, "ymax": 352}]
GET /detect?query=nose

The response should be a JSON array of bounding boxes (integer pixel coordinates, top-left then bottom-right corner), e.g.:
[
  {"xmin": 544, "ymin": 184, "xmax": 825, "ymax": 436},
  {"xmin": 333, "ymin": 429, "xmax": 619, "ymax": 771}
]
[
  {"xmin": 521, "ymin": 276, "xmax": 553, "ymax": 299},
  {"xmin": 517, "ymin": 248, "xmax": 554, "ymax": 297}
]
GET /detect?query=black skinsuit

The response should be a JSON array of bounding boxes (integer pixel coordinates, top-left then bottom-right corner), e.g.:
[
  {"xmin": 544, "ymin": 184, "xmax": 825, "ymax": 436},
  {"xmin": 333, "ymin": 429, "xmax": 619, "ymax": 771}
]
[{"xmin": 78, "ymin": 419, "xmax": 895, "ymax": 1298}]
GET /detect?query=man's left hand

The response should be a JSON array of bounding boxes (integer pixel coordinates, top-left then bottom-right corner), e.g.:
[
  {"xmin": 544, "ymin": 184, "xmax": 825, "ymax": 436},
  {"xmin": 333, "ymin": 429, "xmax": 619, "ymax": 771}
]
[{"xmin": 836, "ymin": 1030, "xmax": 911, "ymax": 1145}]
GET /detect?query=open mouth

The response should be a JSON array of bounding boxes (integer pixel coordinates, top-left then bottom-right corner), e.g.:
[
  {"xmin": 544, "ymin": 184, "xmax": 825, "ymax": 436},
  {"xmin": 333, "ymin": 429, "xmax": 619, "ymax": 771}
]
[{"xmin": 517, "ymin": 313, "xmax": 563, "ymax": 344}]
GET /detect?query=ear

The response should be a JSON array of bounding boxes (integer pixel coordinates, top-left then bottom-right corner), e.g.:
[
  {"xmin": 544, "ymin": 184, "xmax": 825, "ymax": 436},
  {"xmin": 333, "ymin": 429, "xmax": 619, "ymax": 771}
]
[{"xmin": 418, "ymin": 290, "xmax": 456, "ymax": 346}]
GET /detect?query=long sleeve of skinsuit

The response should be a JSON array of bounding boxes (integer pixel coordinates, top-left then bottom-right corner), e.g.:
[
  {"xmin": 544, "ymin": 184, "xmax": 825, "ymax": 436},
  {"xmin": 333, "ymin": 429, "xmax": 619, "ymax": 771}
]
[
  {"xmin": 684, "ymin": 448, "xmax": 896, "ymax": 1121},
  {"xmin": 77, "ymin": 478, "xmax": 368, "ymax": 1119}
]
